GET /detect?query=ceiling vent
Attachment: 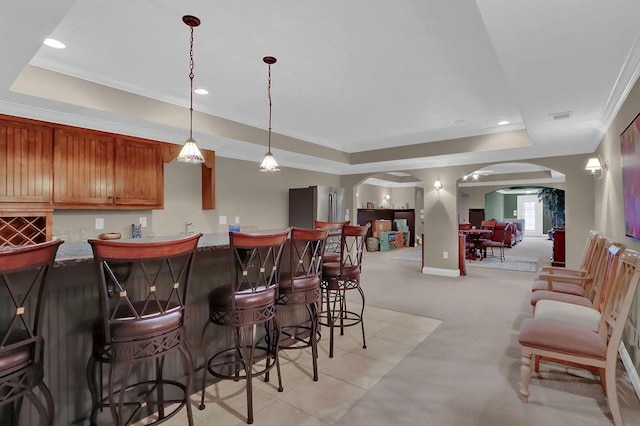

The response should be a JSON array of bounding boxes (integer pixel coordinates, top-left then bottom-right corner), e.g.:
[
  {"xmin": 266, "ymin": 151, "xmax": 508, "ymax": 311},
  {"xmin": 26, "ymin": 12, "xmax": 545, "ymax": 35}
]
[{"xmin": 550, "ymin": 111, "xmax": 573, "ymax": 121}]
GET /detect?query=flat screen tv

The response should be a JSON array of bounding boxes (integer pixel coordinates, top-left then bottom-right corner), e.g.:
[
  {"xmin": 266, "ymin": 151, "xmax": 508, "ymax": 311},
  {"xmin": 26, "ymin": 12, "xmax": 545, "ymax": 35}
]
[{"xmin": 620, "ymin": 112, "xmax": 640, "ymax": 241}]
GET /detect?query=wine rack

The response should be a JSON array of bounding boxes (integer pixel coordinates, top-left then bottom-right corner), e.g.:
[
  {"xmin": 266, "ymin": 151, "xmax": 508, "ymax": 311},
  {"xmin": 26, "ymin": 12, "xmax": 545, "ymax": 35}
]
[{"xmin": 0, "ymin": 212, "xmax": 52, "ymax": 246}]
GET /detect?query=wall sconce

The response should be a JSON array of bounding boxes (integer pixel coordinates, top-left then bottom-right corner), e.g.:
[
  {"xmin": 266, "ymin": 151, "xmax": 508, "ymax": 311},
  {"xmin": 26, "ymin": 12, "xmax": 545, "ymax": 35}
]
[
  {"xmin": 433, "ymin": 179, "xmax": 443, "ymax": 192},
  {"xmin": 585, "ymin": 156, "xmax": 607, "ymax": 179}
]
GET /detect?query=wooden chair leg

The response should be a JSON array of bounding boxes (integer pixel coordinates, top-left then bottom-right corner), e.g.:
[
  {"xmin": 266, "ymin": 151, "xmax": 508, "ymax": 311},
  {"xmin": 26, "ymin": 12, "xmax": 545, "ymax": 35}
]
[{"xmin": 520, "ymin": 350, "xmax": 532, "ymax": 403}]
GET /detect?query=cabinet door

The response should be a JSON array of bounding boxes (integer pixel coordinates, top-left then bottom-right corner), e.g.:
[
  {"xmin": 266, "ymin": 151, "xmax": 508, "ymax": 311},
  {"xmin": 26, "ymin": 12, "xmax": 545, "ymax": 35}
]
[
  {"xmin": 0, "ymin": 119, "xmax": 53, "ymax": 203},
  {"xmin": 114, "ymin": 137, "xmax": 163, "ymax": 207},
  {"xmin": 53, "ymin": 128, "xmax": 115, "ymax": 205}
]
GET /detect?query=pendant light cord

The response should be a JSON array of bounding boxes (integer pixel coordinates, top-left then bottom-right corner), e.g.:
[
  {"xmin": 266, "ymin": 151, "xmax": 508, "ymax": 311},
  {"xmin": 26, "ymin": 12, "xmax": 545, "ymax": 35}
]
[
  {"xmin": 189, "ymin": 25, "xmax": 195, "ymax": 140},
  {"xmin": 267, "ymin": 62, "xmax": 272, "ymax": 153}
]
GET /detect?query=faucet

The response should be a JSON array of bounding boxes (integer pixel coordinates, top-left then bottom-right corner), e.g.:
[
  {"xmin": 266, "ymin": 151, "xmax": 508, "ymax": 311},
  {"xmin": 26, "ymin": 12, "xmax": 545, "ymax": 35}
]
[{"xmin": 184, "ymin": 222, "xmax": 193, "ymax": 235}]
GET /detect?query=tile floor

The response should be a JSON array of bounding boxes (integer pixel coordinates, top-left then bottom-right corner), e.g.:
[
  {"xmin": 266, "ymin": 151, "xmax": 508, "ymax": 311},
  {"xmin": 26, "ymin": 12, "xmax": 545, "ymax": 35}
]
[{"xmin": 135, "ymin": 303, "xmax": 442, "ymax": 426}]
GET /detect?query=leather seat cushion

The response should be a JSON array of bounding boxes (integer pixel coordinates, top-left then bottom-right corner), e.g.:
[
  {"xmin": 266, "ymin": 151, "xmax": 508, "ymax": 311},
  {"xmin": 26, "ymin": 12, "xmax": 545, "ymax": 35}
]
[
  {"xmin": 279, "ymin": 273, "xmax": 320, "ymax": 292},
  {"xmin": 322, "ymin": 262, "xmax": 361, "ymax": 279},
  {"xmin": 535, "ymin": 300, "xmax": 601, "ymax": 332},
  {"xmin": 209, "ymin": 283, "xmax": 276, "ymax": 310},
  {"xmin": 110, "ymin": 301, "xmax": 182, "ymax": 339},
  {"xmin": 531, "ymin": 280, "xmax": 585, "ymax": 296},
  {"xmin": 519, "ymin": 318, "xmax": 606, "ymax": 360},
  {"xmin": 0, "ymin": 331, "xmax": 35, "ymax": 372},
  {"xmin": 323, "ymin": 253, "xmax": 340, "ymax": 263},
  {"xmin": 530, "ymin": 290, "xmax": 593, "ymax": 308}
]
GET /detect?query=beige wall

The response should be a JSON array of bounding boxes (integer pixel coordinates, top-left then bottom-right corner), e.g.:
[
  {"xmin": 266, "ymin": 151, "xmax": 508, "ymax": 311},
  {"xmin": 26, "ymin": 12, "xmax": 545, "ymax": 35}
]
[
  {"xmin": 52, "ymin": 157, "xmax": 341, "ymax": 239},
  {"xmin": 592, "ymin": 74, "xmax": 640, "ymax": 372}
]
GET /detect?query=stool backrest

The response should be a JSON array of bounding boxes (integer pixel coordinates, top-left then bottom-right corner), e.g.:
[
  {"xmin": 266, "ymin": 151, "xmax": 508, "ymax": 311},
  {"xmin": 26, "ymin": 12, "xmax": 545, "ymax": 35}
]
[
  {"xmin": 89, "ymin": 234, "xmax": 201, "ymax": 343},
  {"xmin": 229, "ymin": 229, "xmax": 289, "ymax": 305},
  {"xmin": 289, "ymin": 227, "xmax": 329, "ymax": 280},
  {"xmin": 314, "ymin": 221, "xmax": 349, "ymax": 257},
  {"xmin": 339, "ymin": 224, "xmax": 370, "ymax": 273},
  {"xmin": 0, "ymin": 239, "xmax": 63, "ymax": 364}
]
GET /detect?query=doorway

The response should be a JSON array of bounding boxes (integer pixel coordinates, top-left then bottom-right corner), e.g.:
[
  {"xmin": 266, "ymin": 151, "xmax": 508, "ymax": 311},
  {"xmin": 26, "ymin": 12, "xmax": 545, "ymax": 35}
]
[{"xmin": 517, "ymin": 195, "xmax": 543, "ymax": 236}]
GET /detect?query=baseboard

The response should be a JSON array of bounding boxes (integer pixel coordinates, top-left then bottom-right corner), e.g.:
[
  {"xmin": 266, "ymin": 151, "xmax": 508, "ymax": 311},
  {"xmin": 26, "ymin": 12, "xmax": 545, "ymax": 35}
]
[
  {"xmin": 422, "ymin": 266, "xmax": 460, "ymax": 277},
  {"xmin": 619, "ymin": 342, "xmax": 640, "ymax": 400}
]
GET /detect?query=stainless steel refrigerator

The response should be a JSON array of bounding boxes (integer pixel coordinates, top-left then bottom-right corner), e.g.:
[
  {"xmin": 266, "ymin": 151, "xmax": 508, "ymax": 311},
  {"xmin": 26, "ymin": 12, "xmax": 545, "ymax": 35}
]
[{"xmin": 289, "ymin": 186, "xmax": 346, "ymax": 229}]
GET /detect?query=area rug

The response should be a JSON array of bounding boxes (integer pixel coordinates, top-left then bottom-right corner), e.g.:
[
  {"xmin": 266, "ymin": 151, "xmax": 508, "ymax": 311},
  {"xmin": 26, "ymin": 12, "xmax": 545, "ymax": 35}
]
[{"xmin": 467, "ymin": 255, "xmax": 539, "ymax": 272}]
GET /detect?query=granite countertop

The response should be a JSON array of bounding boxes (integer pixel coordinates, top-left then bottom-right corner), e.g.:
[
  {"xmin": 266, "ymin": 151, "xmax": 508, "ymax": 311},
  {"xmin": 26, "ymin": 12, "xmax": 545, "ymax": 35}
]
[{"xmin": 53, "ymin": 233, "xmax": 231, "ymax": 267}]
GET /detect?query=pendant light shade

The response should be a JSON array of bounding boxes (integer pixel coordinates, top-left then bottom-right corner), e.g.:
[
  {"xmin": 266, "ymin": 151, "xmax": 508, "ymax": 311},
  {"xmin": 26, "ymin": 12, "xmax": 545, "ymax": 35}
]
[
  {"xmin": 177, "ymin": 15, "xmax": 205, "ymax": 165},
  {"xmin": 259, "ymin": 56, "xmax": 280, "ymax": 172}
]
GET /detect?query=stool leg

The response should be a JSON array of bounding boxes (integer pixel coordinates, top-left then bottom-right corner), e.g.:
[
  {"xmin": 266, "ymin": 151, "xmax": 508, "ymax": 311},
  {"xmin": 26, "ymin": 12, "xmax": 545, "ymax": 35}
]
[
  {"xmin": 271, "ymin": 316, "xmax": 283, "ymax": 392},
  {"xmin": 37, "ymin": 380, "xmax": 55, "ymax": 426},
  {"xmin": 107, "ymin": 363, "xmax": 122, "ymax": 425},
  {"xmin": 307, "ymin": 302, "xmax": 319, "ymax": 381},
  {"xmin": 87, "ymin": 356, "xmax": 100, "ymax": 425},
  {"xmin": 156, "ymin": 356, "xmax": 165, "ymax": 419},
  {"xmin": 25, "ymin": 385, "xmax": 52, "ymax": 426},
  {"xmin": 178, "ymin": 342, "xmax": 195, "ymax": 426},
  {"xmin": 240, "ymin": 324, "xmax": 255, "ymax": 424},
  {"xmin": 198, "ymin": 320, "xmax": 212, "ymax": 410},
  {"xmin": 358, "ymin": 286, "xmax": 367, "ymax": 349},
  {"xmin": 326, "ymin": 288, "xmax": 335, "ymax": 358}
]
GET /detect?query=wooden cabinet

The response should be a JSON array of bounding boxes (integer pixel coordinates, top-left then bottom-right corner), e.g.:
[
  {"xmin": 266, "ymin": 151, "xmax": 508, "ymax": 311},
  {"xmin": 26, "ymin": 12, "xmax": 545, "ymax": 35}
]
[
  {"xmin": 0, "ymin": 117, "xmax": 53, "ymax": 203},
  {"xmin": 53, "ymin": 129, "xmax": 163, "ymax": 209},
  {"xmin": 114, "ymin": 137, "xmax": 163, "ymax": 207},
  {"xmin": 53, "ymin": 128, "xmax": 114, "ymax": 205},
  {"xmin": 551, "ymin": 227, "xmax": 565, "ymax": 267}
]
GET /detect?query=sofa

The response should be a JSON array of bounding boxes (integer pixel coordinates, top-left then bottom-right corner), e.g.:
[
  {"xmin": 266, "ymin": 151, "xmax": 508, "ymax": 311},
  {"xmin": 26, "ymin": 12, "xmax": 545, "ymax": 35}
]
[{"xmin": 506, "ymin": 219, "xmax": 524, "ymax": 246}]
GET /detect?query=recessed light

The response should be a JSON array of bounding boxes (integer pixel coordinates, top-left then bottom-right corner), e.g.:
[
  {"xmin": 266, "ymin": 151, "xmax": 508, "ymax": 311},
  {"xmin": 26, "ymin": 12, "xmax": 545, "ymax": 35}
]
[
  {"xmin": 194, "ymin": 88, "xmax": 208, "ymax": 95},
  {"xmin": 497, "ymin": 120, "xmax": 509, "ymax": 126},
  {"xmin": 43, "ymin": 38, "xmax": 66, "ymax": 49}
]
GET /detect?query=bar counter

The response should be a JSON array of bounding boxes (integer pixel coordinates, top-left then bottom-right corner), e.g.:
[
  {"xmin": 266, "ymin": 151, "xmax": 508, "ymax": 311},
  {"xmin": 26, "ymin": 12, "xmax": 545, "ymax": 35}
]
[{"xmin": 11, "ymin": 232, "xmax": 277, "ymax": 425}]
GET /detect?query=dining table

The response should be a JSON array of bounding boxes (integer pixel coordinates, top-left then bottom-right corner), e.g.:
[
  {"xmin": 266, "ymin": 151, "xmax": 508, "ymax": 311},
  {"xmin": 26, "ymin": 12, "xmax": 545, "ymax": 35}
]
[{"xmin": 459, "ymin": 229, "xmax": 493, "ymax": 260}]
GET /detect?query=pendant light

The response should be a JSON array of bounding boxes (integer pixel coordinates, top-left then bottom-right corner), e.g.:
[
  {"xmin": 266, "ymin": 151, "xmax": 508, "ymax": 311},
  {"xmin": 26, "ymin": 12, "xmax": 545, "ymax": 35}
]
[
  {"xmin": 177, "ymin": 15, "xmax": 205, "ymax": 164},
  {"xmin": 259, "ymin": 56, "xmax": 280, "ymax": 172}
]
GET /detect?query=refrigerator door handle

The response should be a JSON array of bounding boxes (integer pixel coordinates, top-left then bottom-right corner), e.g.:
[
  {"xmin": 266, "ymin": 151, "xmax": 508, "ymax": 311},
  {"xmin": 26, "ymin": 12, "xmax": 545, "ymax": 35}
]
[{"xmin": 329, "ymin": 192, "xmax": 334, "ymax": 222}]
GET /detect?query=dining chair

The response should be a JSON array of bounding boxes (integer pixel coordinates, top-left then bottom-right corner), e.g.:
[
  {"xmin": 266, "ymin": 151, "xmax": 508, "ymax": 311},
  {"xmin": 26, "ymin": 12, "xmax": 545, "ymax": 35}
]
[
  {"xmin": 277, "ymin": 227, "xmax": 328, "ymax": 381},
  {"xmin": 87, "ymin": 234, "xmax": 202, "ymax": 426},
  {"xmin": 199, "ymin": 229, "xmax": 289, "ymax": 424},
  {"xmin": 539, "ymin": 230, "xmax": 601, "ymax": 276},
  {"xmin": 533, "ymin": 243, "xmax": 622, "ymax": 332},
  {"xmin": 0, "ymin": 240, "xmax": 63, "ymax": 426},
  {"xmin": 314, "ymin": 221, "xmax": 349, "ymax": 263},
  {"xmin": 479, "ymin": 222, "xmax": 510, "ymax": 261},
  {"xmin": 519, "ymin": 248, "xmax": 640, "ymax": 426},
  {"xmin": 320, "ymin": 224, "xmax": 370, "ymax": 358},
  {"xmin": 530, "ymin": 238, "xmax": 619, "ymax": 310},
  {"xmin": 531, "ymin": 235, "xmax": 607, "ymax": 297}
]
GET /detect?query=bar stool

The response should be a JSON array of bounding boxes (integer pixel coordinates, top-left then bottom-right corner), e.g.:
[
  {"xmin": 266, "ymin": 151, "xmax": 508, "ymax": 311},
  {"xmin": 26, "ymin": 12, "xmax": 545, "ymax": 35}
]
[
  {"xmin": 0, "ymin": 239, "xmax": 63, "ymax": 426},
  {"xmin": 320, "ymin": 224, "xmax": 370, "ymax": 358},
  {"xmin": 87, "ymin": 234, "xmax": 202, "ymax": 426},
  {"xmin": 314, "ymin": 220, "xmax": 349, "ymax": 263},
  {"xmin": 199, "ymin": 229, "xmax": 289, "ymax": 424},
  {"xmin": 277, "ymin": 227, "xmax": 328, "ymax": 381}
]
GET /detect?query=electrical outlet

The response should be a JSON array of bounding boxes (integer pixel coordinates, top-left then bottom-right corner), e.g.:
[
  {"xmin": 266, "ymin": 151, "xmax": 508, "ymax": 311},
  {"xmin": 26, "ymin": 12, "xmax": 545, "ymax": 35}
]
[
  {"xmin": 443, "ymin": 251, "xmax": 448, "ymax": 259},
  {"xmin": 95, "ymin": 218, "xmax": 104, "ymax": 230},
  {"xmin": 219, "ymin": 216, "xmax": 227, "ymax": 225},
  {"xmin": 139, "ymin": 217, "xmax": 147, "ymax": 227},
  {"xmin": 235, "ymin": 216, "xmax": 240, "ymax": 224}
]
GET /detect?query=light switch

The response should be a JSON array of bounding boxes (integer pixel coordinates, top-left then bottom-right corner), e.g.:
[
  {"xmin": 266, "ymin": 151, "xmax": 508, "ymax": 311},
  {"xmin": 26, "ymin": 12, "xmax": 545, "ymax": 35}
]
[
  {"xmin": 219, "ymin": 216, "xmax": 227, "ymax": 225},
  {"xmin": 235, "ymin": 216, "xmax": 240, "ymax": 224},
  {"xmin": 139, "ymin": 217, "xmax": 147, "ymax": 227},
  {"xmin": 95, "ymin": 218, "xmax": 104, "ymax": 230}
]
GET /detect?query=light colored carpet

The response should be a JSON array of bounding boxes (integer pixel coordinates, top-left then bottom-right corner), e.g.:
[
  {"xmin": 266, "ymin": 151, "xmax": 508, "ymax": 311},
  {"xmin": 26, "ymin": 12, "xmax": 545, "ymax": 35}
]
[
  {"xmin": 467, "ymin": 255, "xmax": 539, "ymax": 272},
  {"xmin": 336, "ymin": 236, "xmax": 640, "ymax": 426},
  {"xmin": 390, "ymin": 248, "xmax": 539, "ymax": 273}
]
